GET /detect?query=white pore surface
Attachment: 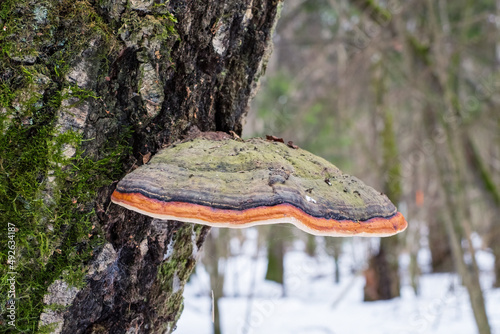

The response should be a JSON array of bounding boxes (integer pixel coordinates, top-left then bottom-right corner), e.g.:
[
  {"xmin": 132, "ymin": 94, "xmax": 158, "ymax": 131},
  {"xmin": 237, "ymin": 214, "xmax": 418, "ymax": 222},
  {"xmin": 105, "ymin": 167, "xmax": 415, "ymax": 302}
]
[{"xmin": 175, "ymin": 227, "xmax": 500, "ymax": 334}]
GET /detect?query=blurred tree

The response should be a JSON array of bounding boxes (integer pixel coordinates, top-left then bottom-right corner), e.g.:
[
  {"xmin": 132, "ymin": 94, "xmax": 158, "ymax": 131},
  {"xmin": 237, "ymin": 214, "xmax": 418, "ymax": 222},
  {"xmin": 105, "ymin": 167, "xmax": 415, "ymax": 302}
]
[
  {"xmin": 364, "ymin": 59, "xmax": 403, "ymax": 301},
  {"xmin": 265, "ymin": 225, "xmax": 285, "ymax": 289},
  {"xmin": 404, "ymin": 1, "xmax": 492, "ymax": 330},
  {"xmin": 306, "ymin": 234, "xmax": 317, "ymax": 257},
  {"xmin": 247, "ymin": 0, "xmax": 498, "ymax": 331},
  {"xmin": 428, "ymin": 214, "xmax": 454, "ymax": 272},
  {"xmin": 324, "ymin": 237, "xmax": 343, "ymax": 284},
  {"xmin": 463, "ymin": 134, "xmax": 500, "ymax": 287}
]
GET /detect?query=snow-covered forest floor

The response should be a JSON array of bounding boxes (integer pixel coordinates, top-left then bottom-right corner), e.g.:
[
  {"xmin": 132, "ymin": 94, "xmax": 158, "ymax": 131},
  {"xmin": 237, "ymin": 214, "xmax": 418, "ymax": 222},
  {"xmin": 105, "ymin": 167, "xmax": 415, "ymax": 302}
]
[{"xmin": 176, "ymin": 228, "xmax": 500, "ymax": 334}]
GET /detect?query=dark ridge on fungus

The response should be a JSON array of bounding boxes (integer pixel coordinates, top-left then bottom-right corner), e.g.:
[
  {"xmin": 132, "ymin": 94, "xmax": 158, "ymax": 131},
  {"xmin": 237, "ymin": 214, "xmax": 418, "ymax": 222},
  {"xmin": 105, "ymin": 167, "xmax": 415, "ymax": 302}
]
[{"xmin": 113, "ymin": 187, "xmax": 397, "ymax": 222}]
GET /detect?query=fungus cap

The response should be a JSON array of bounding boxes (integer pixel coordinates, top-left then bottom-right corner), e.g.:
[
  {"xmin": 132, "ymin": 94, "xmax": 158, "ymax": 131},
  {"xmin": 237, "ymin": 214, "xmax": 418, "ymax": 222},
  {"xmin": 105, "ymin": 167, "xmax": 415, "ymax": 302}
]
[{"xmin": 111, "ymin": 132, "xmax": 407, "ymax": 237}]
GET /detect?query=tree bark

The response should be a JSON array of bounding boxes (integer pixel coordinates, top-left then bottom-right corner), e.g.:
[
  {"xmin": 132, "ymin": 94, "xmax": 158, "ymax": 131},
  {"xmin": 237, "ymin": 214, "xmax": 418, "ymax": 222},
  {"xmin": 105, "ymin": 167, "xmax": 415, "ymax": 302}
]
[
  {"xmin": 423, "ymin": 106, "xmax": 492, "ymax": 334},
  {"xmin": 428, "ymin": 213, "xmax": 454, "ymax": 272},
  {"xmin": 398, "ymin": 4, "xmax": 491, "ymax": 331},
  {"xmin": 462, "ymin": 134, "xmax": 500, "ymax": 287},
  {"xmin": 0, "ymin": 0, "xmax": 281, "ymax": 332},
  {"xmin": 363, "ymin": 59, "xmax": 402, "ymax": 301}
]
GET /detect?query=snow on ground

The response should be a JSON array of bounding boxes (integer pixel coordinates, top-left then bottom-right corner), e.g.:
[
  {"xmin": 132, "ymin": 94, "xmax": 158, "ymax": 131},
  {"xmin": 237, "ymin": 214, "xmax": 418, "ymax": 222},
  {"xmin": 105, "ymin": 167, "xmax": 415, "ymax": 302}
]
[{"xmin": 175, "ymin": 228, "xmax": 500, "ymax": 334}]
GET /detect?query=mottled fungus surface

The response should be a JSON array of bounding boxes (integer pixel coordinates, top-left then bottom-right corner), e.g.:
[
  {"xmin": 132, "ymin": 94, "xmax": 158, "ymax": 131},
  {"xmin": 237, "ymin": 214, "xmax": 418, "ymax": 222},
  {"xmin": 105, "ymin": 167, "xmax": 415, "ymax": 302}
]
[{"xmin": 111, "ymin": 132, "xmax": 407, "ymax": 236}]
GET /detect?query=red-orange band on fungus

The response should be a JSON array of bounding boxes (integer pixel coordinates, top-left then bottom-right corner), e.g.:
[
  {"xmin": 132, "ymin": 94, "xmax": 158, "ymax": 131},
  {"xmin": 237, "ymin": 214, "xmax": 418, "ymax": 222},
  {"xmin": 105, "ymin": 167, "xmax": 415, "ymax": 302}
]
[{"xmin": 111, "ymin": 190, "xmax": 407, "ymax": 235}]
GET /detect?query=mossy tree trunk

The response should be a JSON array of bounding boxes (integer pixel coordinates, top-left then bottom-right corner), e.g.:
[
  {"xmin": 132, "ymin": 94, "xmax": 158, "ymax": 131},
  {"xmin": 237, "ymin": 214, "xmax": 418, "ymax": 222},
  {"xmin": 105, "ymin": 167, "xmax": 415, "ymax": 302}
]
[
  {"xmin": 0, "ymin": 0, "xmax": 281, "ymax": 332},
  {"xmin": 363, "ymin": 60, "xmax": 402, "ymax": 301}
]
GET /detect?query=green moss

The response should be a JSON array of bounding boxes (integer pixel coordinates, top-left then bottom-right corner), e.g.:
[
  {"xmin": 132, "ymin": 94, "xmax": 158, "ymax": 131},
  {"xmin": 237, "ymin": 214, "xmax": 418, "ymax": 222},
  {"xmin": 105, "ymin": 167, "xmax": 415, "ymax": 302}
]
[
  {"xmin": 37, "ymin": 322, "xmax": 60, "ymax": 334},
  {"xmin": 118, "ymin": 11, "xmax": 178, "ymax": 49},
  {"xmin": 153, "ymin": 224, "xmax": 199, "ymax": 332},
  {"xmin": 43, "ymin": 303, "xmax": 69, "ymax": 313},
  {"xmin": 165, "ymin": 290, "xmax": 184, "ymax": 323},
  {"xmin": 0, "ymin": 0, "xmax": 183, "ymax": 330},
  {"xmin": 157, "ymin": 225, "xmax": 195, "ymax": 290},
  {"xmin": 66, "ymin": 84, "xmax": 99, "ymax": 102},
  {"xmin": 407, "ymin": 35, "xmax": 431, "ymax": 66},
  {"xmin": 0, "ymin": 1, "xmax": 130, "ymax": 331},
  {"xmin": 0, "ymin": 0, "xmax": 115, "ymax": 79},
  {"xmin": 0, "ymin": 115, "xmax": 130, "ymax": 331},
  {"xmin": 351, "ymin": 0, "xmax": 392, "ymax": 25}
]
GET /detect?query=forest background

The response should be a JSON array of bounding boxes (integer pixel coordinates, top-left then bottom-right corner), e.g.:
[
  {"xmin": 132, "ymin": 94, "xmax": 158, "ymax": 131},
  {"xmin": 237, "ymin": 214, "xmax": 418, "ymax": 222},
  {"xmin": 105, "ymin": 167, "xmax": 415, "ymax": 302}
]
[{"xmin": 190, "ymin": 1, "xmax": 500, "ymax": 334}]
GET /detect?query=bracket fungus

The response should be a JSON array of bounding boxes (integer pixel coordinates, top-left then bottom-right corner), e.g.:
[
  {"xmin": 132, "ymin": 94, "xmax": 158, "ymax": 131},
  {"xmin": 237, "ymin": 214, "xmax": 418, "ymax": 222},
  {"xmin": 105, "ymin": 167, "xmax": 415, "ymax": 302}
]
[{"xmin": 111, "ymin": 132, "xmax": 407, "ymax": 237}]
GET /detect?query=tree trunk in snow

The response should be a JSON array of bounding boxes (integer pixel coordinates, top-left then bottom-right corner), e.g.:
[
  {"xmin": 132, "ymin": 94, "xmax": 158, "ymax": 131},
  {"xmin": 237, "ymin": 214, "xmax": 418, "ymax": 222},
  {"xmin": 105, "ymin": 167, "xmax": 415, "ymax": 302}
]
[
  {"xmin": 363, "ymin": 60, "xmax": 402, "ymax": 301},
  {"xmin": 203, "ymin": 229, "xmax": 229, "ymax": 334},
  {"xmin": 325, "ymin": 237, "xmax": 343, "ymax": 284},
  {"xmin": 265, "ymin": 225, "xmax": 285, "ymax": 289},
  {"xmin": 428, "ymin": 213, "xmax": 454, "ymax": 273},
  {"xmin": 462, "ymin": 134, "xmax": 500, "ymax": 287},
  {"xmin": 423, "ymin": 105, "xmax": 491, "ymax": 334},
  {"xmin": 0, "ymin": 0, "xmax": 281, "ymax": 332}
]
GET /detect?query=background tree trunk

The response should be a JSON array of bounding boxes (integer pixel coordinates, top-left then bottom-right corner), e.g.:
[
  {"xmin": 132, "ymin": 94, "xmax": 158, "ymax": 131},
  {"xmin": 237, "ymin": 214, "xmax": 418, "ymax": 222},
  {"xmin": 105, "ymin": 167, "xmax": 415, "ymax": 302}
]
[
  {"xmin": 0, "ymin": 0, "xmax": 281, "ymax": 332},
  {"xmin": 325, "ymin": 237, "xmax": 343, "ymax": 284},
  {"xmin": 203, "ymin": 229, "xmax": 229, "ymax": 334},
  {"xmin": 462, "ymin": 134, "xmax": 500, "ymax": 287},
  {"xmin": 428, "ymin": 214, "xmax": 454, "ymax": 272},
  {"xmin": 265, "ymin": 225, "xmax": 285, "ymax": 289},
  {"xmin": 363, "ymin": 59, "xmax": 402, "ymax": 301}
]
